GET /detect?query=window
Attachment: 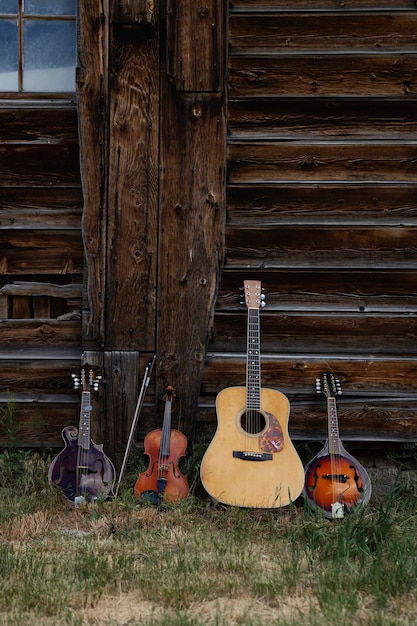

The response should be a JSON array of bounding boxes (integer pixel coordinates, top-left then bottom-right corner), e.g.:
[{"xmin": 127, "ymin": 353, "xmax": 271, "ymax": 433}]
[{"xmin": 0, "ymin": 0, "xmax": 76, "ymax": 93}]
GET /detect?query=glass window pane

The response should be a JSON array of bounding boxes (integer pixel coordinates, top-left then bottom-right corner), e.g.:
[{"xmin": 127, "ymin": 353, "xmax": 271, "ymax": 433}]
[
  {"xmin": 24, "ymin": 0, "xmax": 76, "ymax": 16},
  {"xmin": 0, "ymin": 0, "xmax": 18, "ymax": 14},
  {"xmin": 23, "ymin": 20, "xmax": 76, "ymax": 92},
  {"xmin": 0, "ymin": 19, "xmax": 18, "ymax": 91}
]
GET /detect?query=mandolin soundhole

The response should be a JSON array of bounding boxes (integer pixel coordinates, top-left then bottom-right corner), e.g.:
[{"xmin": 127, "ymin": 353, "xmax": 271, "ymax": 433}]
[{"xmin": 240, "ymin": 411, "xmax": 266, "ymax": 435}]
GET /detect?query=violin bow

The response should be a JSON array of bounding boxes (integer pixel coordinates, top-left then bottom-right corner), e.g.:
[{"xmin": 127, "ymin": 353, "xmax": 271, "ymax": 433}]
[{"xmin": 114, "ymin": 355, "xmax": 156, "ymax": 497}]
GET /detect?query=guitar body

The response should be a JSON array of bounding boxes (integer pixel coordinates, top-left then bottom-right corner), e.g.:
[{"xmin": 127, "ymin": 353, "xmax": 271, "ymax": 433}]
[
  {"xmin": 200, "ymin": 386, "xmax": 305, "ymax": 508},
  {"xmin": 303, "ymin": 441, "xmax": 371, "ymax": 519}
]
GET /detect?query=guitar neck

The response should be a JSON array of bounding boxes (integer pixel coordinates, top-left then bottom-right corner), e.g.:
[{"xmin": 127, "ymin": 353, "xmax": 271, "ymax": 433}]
[
  {"xmin": 246, "ymin": 307, "xmax": 261, "ymax": 411},
  {"xmin": 78, "ymin": 391, "xmax": 92, "ymax": 450},
  {"xmin": 327, "ymin": 397, "xmax": 342, "ymax": 455}
]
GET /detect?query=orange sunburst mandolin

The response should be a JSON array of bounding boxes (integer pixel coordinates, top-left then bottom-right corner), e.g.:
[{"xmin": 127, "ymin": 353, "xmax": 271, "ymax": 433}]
[
  {"xmin": 303, "ymin": 372, "xmax": 372, "ymax": 519},
  {"xmin": 200, "ymin": 280, "xmax": 305, "ymax": 508}
]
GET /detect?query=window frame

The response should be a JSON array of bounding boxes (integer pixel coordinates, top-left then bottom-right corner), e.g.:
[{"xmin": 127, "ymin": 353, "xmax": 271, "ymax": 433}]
[{"xmin": 0, "ymin": 0, "xmax": 77, "ymax": 100}]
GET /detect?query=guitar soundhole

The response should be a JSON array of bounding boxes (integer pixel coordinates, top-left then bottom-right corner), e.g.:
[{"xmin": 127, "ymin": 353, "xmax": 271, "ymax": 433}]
[{"xmin": 240, "ymin": 411, "xmax": 266, "ymax": 435}]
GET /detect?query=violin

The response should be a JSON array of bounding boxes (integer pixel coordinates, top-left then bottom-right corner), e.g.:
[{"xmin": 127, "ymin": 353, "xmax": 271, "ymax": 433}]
[
  {"xmin": 48, "ymin": 363, "xmax": 116, "ymax": 504},
  {"xmin": 134, "ymin": 385, "xmax": 189, "ymax": 504}
]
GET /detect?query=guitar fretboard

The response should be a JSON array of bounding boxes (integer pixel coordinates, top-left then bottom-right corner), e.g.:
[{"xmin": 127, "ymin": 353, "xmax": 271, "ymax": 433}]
[{"xmin": 246, "ymin": 307, "xmax": 261, "ymax": 411}]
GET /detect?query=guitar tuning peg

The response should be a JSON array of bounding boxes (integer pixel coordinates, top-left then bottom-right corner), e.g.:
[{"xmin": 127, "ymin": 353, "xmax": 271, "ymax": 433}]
[{"xmin": 260, "ymin": 301, "xmax": 266, "ymax": 307}]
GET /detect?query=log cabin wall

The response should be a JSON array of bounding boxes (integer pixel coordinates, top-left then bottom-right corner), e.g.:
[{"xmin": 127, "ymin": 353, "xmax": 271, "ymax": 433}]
[
  {"xmin": 0, "ymin": 98, "xmax": 83, "ymax": 445},
  {"xmin": 1, "ymin": 0, "xmax": 417, "ymax": 465},
  {"xmin": 198, "ymin": 0, "xmax": 417, "ymax": 452}
]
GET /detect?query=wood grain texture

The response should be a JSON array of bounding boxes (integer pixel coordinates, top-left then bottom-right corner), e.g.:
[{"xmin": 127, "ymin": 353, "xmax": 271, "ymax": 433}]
[
  {"xmin": 76, "ymin": 0, "xmax": 109, "ymax": 343},
  {"xmin": 158, "ymin": 89, "xmax": 226, "ymax": 442},
  {"xmin": 105, "ymin": 25, "xmax": 159, "ymax": 350},
  {"xmin": 166, "ymin": 0, "xmax": 225, "ymax": 91}
]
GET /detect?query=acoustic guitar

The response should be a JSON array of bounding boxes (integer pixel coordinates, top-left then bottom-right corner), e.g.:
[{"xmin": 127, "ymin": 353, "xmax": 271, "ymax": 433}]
[
  {"xmin": 200, "ymin": 280, "xmax": 305, "ymax": 508},
  {"xmin": 303, "ymin": 372, "xmax": 372, "ymax": 518}
]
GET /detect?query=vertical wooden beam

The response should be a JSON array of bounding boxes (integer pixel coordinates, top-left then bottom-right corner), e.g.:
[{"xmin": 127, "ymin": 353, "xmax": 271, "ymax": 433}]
[
  {"xmin": 106, "ymin": 24, "xmax": 159, "ymax": 350},
  {"xmin": 158, "ymin": 0, "xmax": 227, "ymax": 443},
  {"xmin": 103, "ymin": 350, "xmax": 141, "ymax": 469},
  {"xmin": 166, "ymin": 0, "xmax": 226, "ymax": 92},
  {"xmin": 158, "ymin": 89, "xmax": 226, "ymax": 443},
  {"xmin": 77, "ymin": 0, "xmax": 109, "ymax": 347},
  {"xmin": 111, "ymin": 0, "xmax": 156, "ymax": 24}
]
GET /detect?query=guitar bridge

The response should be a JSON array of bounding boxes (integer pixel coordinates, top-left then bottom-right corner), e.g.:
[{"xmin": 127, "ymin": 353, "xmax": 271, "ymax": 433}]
[{"xmin": 233, "ymin": 451, "xmax": 273, "ymax": 461}]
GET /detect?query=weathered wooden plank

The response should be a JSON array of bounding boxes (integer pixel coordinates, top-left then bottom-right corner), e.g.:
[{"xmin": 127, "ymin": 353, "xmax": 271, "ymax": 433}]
[
  {"xmin": 77, "ymin": 0, "xmax": 109, "ymax": 343},
  {"xmin": 158, "ymin": 90, "xmax": 226, "ymax": 442},
  {"xmin": 0, "ymin": 282, "xmax": 82, "ymax": 300},
  {"xmin": 225, "ymin": 226, "xmax": 417, "ymax": 269},
  {"xmin": 0, "ymin": 106, "xmax": 78, "ymax": 144},
  {"xmin": 227, "ymin": 142, "xmax": 417, "ymax": 182},
  {"xmin": 1, "ymin": 187, "xmax": 82, "ymax": 209},
  {"xmin": 0, "ymin": 320, "xmax": 81, "ymax": 345},
  {"xmin": 0, "ymin": 208, "xmax": 82, "ymax": 230},
  {"xmin": 210, "ymin": 312, "xmax": 417, "ymax": 354},
  {"xmin": 105, "ymin": 25, "xmax": 159, "ymax": 350},
  {"xmin": 227, "ymin": 184, "xmax": 417, "ymax": 226},
  {"xmin": 166, "ymin": 0, "xmax": 225, "ymax": 91},
  {"xmin": 111, "ymin": 0, "xmax": 155, "ymax": 24},
  {"xmin": 201, "ymin": 354, "xmax": 417, "ymax": 396},
  {"xmin": 289, "ymin": 399, "xmax": 417, "ymax": 441},
  {"xmin": 230, "ymin": 13, "xmax": 417, "ymax": 52},
  {"xmin": 0, "ymin": 403, "xmax": 81, "ymax": 448},
  {"xmin": 0, "ymin": 352, "xmax": 81, "ymax": 395},
  {"xmin": 228, "ymin": 99, "xmax": 417, "ymax": 139},
  {"xmin": 0, "ymin": 145, "xmax": 81, "ymax": 187},
  {"xmin": 0, "ymin": 231, "xmax": 83, "ymax": 274},
  {"xmin": 230, "ymin": 0, "xmax": 417, "ymax": 10},
  {"xmin": 228, "ymin": 55, "xmax": 417, "ymax": 98},
  {"xmin": 12, "ymin": 297, "xmax": 31, "ymax": 319},
  {"xmin": 101, "ymin": 350, "xmax": 142, "ymax": 468},
  {"xmin": 217, "ymin": 270, "xmax": 417, "ymax": 313}
]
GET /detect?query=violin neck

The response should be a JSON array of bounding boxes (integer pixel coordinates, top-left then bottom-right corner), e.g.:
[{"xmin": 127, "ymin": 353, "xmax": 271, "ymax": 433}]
[{"xmin": 78, "ymin": 391, "xmax": 92, "ymax": 451}]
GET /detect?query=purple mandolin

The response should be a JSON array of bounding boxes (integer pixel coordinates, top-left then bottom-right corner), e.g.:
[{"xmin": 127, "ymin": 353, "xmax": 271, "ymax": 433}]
[{"xmin": 48, "ymin": 364, "xmax": 116, "ymax": 503}]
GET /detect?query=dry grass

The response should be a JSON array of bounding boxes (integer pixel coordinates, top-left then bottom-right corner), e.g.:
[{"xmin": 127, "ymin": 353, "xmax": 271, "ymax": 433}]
[{"xmin": 0, "ymin": 451, "xmax": 417, "ymax": 625}]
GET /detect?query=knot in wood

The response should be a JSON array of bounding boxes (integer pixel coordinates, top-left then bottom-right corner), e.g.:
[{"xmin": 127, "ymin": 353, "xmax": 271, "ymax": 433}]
[
  {"xmin": 192, "ymin": 105, "xmax": 203, "ymax": 118},
  {"xmin": 297, "ymin": 155, "xmax": 323, "ymax": 170}
]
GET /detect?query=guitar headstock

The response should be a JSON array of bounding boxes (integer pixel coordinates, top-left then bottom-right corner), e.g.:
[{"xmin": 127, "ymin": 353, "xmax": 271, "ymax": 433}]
[
  {"xmin": 243, "ymin": 280, "xmax": 266, "ymax": 309},
  {"xmin": 72, "ymin": 363, "xmax": 102, "ymax": 393},
  {"xmin": 316, "ymin": 372, "xmax": 342, "ymax": 398}
]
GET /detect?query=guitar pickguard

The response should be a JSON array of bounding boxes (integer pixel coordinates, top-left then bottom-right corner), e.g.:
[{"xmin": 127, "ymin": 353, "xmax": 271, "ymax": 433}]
[{"xmin": 259, "ymin": 411, "xmax": 284, "ymax": 453}]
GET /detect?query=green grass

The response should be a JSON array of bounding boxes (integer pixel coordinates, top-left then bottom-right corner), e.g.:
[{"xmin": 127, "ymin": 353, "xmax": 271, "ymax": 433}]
[{"xmin": 0, "ymin": 447, "xmax": 416, "ymax": 625}]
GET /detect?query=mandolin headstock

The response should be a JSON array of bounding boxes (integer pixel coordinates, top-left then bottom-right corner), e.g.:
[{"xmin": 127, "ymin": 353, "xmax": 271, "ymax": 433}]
[
  {"xmin": 316, "ymin": 372, "xmax": 342, "ymax": 399},
  {"xmin": 72, "ymin": 363, "xmax": 102, "ymax": 394}
]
